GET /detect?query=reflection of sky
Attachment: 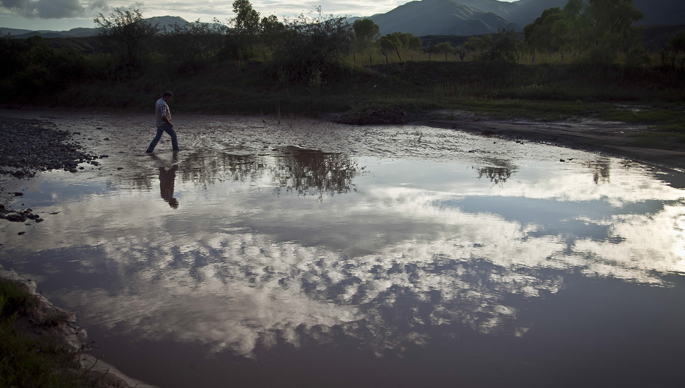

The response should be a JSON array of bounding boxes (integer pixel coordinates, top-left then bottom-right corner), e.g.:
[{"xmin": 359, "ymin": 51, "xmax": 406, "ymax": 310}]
[{"xmin": 1, "ymin": 150, "xmax": 684, "ymax": 359}]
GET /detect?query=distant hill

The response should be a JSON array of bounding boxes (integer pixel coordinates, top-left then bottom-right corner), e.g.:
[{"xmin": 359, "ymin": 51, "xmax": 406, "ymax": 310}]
[
  {"xmin": 391, "ymin": 0, "xmax": 685, "ymax": 26},
  {"xmin": 147, "ymin": 16, "xmax": 189, "ymax": 30},
  {"xmin": 505, "ymin": 0, "xmax": 568, "ymax": 26},
  {"xmin": 449, "ymin": 0, "xmax": 518, "ymax": 18},
  {"xmin": 506, "ymin": 0, "xmax": 685, "ymax": 26},
  {"xmin": 369, "ymin": 0, "xmax": 518, "ymax": 36},
  {"xmin": 2, "ymin": 16, "xmax": 189, "ymax": 39},
  {"xmin": 0, "ymin": 27, "xmax": 34, "ymax": 36},
  {"xmin": 633, "ymin": 0, "xmax": 685, "ymax": 26},
  {"xmin": 642, "ymin": 24, "xmax": 685, "ymax": 51}
]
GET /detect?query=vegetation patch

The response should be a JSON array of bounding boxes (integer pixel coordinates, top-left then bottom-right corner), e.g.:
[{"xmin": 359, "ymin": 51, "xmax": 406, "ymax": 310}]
[{"xmin": 0, "ymin": 278, "xmax": 127, "ymax": 387}]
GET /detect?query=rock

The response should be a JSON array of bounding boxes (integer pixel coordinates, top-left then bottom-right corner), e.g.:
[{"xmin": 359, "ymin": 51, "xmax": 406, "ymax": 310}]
[
  {"xmin": 5, "ymin": 213, "xmax": 25, "ymax": 222},
  {"xmin": 0, "ymin": 117, "xmax": 97, "ymax": 176},
  {"xmin": 18, "ymin": 231, "xmax": 25, "ymax": 235},
  {"xmin": 14, "ymin": 192, "xmax": 23, "ymax": 196}
]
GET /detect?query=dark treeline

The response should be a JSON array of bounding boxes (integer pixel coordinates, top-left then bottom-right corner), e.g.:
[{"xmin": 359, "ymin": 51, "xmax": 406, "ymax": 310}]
[{"xmin": 0, "ymin": 0, "xmax": 684, "ymax": 112}]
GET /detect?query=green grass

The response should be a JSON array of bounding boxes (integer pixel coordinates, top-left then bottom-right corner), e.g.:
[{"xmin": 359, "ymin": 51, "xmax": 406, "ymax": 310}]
[
  {"xmin": 0, "ymin": 279, "xmax": 86, "ymax": 388},
  {"xmin": 0, "ymin": 279, "xmax": 39, "ymax": 318},
  {"xmin": 0, "ymin": 318, "xmax": 82, "ymax": 388}
]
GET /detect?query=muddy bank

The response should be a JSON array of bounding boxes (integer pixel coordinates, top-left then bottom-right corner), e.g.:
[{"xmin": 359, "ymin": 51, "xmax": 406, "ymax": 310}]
[
  {"xmin": 0, "ymin": 265, "xmax": 155, "ymax": 387},
  {"xmin": 426, "ymin": 117, "xmax": 685, "ymax": 171}
]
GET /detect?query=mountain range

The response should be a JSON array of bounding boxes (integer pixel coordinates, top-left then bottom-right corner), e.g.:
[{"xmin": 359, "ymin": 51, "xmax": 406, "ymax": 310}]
[
  {"xmin": 369, "ymin": 0, "xmax": 518, "ymax": 36},
  {"xmin": 367, "ymin": 0, "xmax": 685, "ymax": 36},
  {"xmin": 1, "ymin": 16, "xmax": 187, "ymax": 39},
  {"xmin": 2, "ymin": 1, "xmax": 684, "ymax": 39}
]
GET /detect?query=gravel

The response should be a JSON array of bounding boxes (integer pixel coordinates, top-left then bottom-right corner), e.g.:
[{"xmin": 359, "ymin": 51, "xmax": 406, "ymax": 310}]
[
  {"xmin": 0, "ymin": 116, "xmax": 98, "ymax": 224},
  {"xmin": 0, "ymin": 117, "xmax": 96, "ymax": 178}
]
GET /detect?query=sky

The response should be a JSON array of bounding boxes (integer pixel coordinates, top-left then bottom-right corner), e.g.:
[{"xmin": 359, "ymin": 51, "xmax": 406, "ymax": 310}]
[{"xmin": 0, "ymin": 0, "xmax": 518, "ymax": 31}]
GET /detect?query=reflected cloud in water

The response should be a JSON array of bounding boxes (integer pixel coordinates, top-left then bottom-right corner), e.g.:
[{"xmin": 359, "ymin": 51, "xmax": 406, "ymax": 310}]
[{"xmin": 2, "ymin": 147, "xmax": 685, "ymax": 360}]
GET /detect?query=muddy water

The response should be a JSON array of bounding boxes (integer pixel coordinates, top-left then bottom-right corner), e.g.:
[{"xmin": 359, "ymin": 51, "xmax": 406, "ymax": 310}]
[{"xmin": 1, "ymin": 112, "xmax": 685, "ymax": 387}]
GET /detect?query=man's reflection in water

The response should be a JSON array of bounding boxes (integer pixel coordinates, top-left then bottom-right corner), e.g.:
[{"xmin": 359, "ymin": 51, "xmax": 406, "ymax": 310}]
[{"xmin": 159, "ymin": 165, "xmax": 179, "ymax": 208}]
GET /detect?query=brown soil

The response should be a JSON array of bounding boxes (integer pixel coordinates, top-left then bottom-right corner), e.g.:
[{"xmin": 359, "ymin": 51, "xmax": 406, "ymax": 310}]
[{"xmin": 427, "ymin": 118, "xmax": 685, "ymax": 171}]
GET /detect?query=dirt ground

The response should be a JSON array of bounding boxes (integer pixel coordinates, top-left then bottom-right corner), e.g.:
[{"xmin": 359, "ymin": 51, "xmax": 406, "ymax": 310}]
[
  {"xmin": 427, "ymin": 117, "xmax": 685, "ymax": 171},
  {"xmin": 0, "ymin": 107, "xmax": 683, "ymax": 196}
]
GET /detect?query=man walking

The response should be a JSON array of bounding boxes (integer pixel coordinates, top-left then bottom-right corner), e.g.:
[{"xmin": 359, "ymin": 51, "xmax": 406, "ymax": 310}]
[{"xmin": 147, "ymin": 91, "xmax": 179, "ymax": 153}]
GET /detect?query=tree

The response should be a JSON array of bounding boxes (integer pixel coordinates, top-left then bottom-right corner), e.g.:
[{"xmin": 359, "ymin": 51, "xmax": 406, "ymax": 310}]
[
  {"xmin": 564, "ymin": 0, "xmax": 584, "ymax": 15},
  {"xmin": 161, "ymin": 20, "xmax": 223, "ymax": 69},
  {"xmin": 433, "ymin": 42, "xmax": 454, "ymax": 60},
  {"xmin": 586, "ymin": 0, "xmax": 643, "ymax": 37},
  {"xmin": 464, "ymin": 35, "xmax": 493, "ymax": 57},
  {"xmin": 216, "ymin": 0, "xmax": 262, "ymax": 61},
  {"xmin": 379, "ymin": 34, "xmax": 403, "ymax": 62},
  {"xmin": 486, "ymin": 27, "xmax": 520, "ymax": 62},
  {"xmin": 523, "ymin": 7, "xmax": 569, "ymax": 60},
  {"xmin": 405, "ymin": 34, "xmax": 423, "ymax": 51},
  {"xmin": 0, "ymin": 35, "xmax": 28, "ymax": 78},
  {"xmin": 586, "ymin": 0, "xmax": 644, "ymax": 54},
  {"xmin": 94, "ymin": 8, "xmax": 157, "ymax": 66},
  {"xmin": 271, "ymin": 7, "xmax": 354, "ymax": 84},
  {"xmin": 353, "ymin": 19, "xmax": 380, "ymax": 51},
  {"xmin": 261, "ymin": 15, "xmax": 286, "ymax": 47},
  {"xmin": 523, "ymin": 0, "xmax": 644, "ymax": 64},
  {"xmin": 386, "ymin": 32, "xmax": 422, "ymax": 51},
  {"xmin": 662, "ymin": 31, "xmax": 685, "ymax": 69},
  {"xmin": 232, "ymin": 0, "xmax": 261, "ymax": 34}
]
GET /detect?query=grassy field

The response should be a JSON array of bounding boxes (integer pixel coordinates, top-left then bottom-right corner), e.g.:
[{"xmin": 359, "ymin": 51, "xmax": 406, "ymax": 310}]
[{"xmin": 30, "ymin": 59, "xmax": 682, "ymax": 132}]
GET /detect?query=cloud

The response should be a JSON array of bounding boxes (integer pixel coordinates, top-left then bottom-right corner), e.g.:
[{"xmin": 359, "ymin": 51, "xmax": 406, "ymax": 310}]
[
  {"xmin": 88, "ymin": 0, "xmax": 109, "ymax": 12},
  {"xmin": 0, "ymin": 0, "xmax": 85, "ymax": 19}
]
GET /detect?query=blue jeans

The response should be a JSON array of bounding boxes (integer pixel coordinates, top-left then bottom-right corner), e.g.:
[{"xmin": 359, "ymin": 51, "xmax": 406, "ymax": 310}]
[{"xmin": 146, "ymin": 123, "xmax": 179, "ymax": 152}]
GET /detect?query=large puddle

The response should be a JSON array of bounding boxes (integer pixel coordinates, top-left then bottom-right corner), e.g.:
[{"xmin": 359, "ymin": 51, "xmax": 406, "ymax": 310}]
[{"xmin": 1, "ymin": 115, "xmax": 685, "ymax": 387}]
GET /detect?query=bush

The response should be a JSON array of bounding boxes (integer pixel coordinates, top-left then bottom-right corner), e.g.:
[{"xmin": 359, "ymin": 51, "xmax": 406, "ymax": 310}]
[
  {"xmin": 159, "ymin": 21, "xmax": 224, "ymax": 69},
  {"xmin": 0, "ymin": 36, "xmax": 28, "ymax": 79},
  {"xmin": 93, "ymin": 8, "xmax": 157, "ymax": 67},
  {"xmin": 626, "ymin": 46, "xmax": 651, "ymax": 67},
  {"xmin": 662, "ymin": 31, "xmax": 685, "ymax": 69},
  {"xmin": 586, "ymin": 32, "xmax": 621, "ymax": 65},
  {"xmin": 0, "ymin": 280, "xmax": 38, "ymax": 318},
  {"xmin": 270, "ymin": 8, "xmax": 354, "ymax": 84}
]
